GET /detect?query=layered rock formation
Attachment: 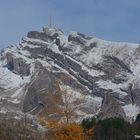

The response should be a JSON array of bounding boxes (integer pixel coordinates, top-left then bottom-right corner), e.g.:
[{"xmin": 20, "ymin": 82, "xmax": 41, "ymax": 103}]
[{"xmin": 0, "ymin": 27, "xmax": 140, "ymax": 121}]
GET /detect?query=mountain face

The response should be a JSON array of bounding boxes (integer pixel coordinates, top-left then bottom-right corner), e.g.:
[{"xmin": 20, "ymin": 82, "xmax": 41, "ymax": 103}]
[{"xmin": 0, "ymin": 27, "xmax": 140, "ymax": 121}]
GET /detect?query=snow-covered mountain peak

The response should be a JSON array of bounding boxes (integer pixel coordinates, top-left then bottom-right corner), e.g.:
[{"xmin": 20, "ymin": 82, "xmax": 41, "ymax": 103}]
[{"xmin": 0, "ymin": 27, "xmax": 140, "ymax": 121}]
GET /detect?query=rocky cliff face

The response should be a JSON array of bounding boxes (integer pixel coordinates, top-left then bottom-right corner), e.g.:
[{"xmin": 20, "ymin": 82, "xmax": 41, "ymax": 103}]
[{"xmin": 0, "ymin": 27, "xmax": 140, "ymax": 121}]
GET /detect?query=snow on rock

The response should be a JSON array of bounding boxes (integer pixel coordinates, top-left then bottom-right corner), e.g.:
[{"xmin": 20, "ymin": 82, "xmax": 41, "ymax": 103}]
[
  {"xmin": 60, "ymin": 84, "xmax": 102, "ymax": 118},
  {"xmin": 81, "ymin": 65, "xmax": 104, "ymax": 77},
  {"xmin": 11, "ymin": 85, "xmax": 26, "ymax": 98},
  {"xmin": 9, "ymin": 98, "xmax": 21, "ymax": 104},
  {"xmin": 60, "ymin": 84, "xmax": 83, "ymax": 103},
  {"xmin": 69, "ymin": 31, "xmax": 78, "ymax": 38},
  {"xmin": 0, "ymin": 67, "xmax": 23, "ymax": 88},
  {"xmin": 49, "ymin": 43, "xmax": 61, "ymax": 54},
  {"xmin": 57, "ymin": 34, "xmax": 68, "ymax": 46},
  {"xmin": 65, "ymin": 54, "xmax": 104, "ymax": 77},
  {"xmin": 76, "ymin": 37, "xmax": 139, "ymax": 67},
  {"xmin": 123, "ymin": 104, "xmax": 140, "ymax": 121},
  {"xmin": 22, "ymin": 37, "xmax": 50, "ymax": 45},
  {"xmin": 0, "ymin": 27, "xmax": 140, "ymax": 121}
]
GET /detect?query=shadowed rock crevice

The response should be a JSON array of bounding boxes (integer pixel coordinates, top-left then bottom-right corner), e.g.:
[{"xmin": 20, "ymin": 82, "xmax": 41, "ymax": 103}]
[
  {"xmin": 104, "ymin": 55, "xmax": 132, "ymax": 73},
  {"xmin": 99, "ymin": 93, "xmax": 126, "ymax": 120}
]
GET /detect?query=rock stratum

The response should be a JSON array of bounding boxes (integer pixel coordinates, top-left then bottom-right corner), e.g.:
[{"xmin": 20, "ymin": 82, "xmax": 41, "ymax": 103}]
[{"xmin": 0, "ymin": 27, "xmax": 140, "ymax": 122}]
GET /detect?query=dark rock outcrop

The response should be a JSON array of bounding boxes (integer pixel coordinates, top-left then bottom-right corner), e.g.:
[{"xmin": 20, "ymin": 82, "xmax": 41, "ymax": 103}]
[
  {"xmin": 99, "ymin": 93, "xmax": 126, "ymax": 119},
  {"xmin": 6, "ymin": 52, "xmax": 30, "ymax": 76}
]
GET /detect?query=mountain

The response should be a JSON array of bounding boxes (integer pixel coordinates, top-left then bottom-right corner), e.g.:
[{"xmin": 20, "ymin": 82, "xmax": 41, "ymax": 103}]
[{"xmin": 0, "ymin": 27, "xmax": 140, "ymax": 122}]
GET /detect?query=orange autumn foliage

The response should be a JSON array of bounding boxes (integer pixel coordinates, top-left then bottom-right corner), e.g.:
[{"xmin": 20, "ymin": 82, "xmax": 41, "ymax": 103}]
[
  {"xmin": 38, "ymin": 79, "xmax": 94, "ymax": 140},
  {"xmin": 43, "ymin": 119, "xmax": 93, "ymax": 140}
]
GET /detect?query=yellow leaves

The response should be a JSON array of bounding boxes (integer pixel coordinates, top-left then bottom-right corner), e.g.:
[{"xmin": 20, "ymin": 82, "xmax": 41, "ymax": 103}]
[
  {"xmin": 38, "ymin": 78, "xmax": 94, "ymax": 140},
  {"xmin": 84, "ymin": 127, "xmax": 94, "ymax": 139},
  {"xmin": 43, "ymin": 119, "xmax": 94, "ymax": 140}
]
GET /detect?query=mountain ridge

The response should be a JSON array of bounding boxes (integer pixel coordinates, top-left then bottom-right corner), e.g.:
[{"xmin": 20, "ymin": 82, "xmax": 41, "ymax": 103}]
[{"xmin": 0, "ymin": 27, "xmax": 140, "ymax": 122}]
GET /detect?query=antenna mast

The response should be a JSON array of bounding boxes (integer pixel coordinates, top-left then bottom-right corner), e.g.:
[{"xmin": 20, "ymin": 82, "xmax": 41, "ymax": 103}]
[{"xmin": 49, "ymin": 15, "xmax": 52, "ymax": 28}]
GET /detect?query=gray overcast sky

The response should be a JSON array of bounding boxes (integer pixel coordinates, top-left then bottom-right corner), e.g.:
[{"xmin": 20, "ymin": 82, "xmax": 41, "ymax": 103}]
[{"xmin": 0, "ymin": 0, "xmax": 140, "ymax": 48}]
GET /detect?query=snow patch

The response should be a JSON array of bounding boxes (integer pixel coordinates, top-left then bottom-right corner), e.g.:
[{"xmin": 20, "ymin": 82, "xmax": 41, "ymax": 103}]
[{"xmin": 123, "ymin": 104, "xmax": 140, "ymax": 121}]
